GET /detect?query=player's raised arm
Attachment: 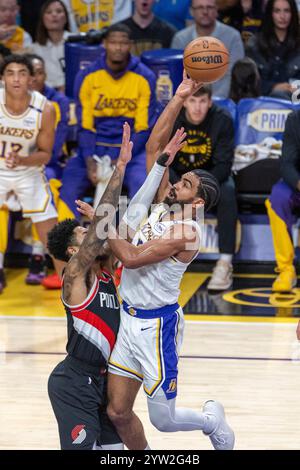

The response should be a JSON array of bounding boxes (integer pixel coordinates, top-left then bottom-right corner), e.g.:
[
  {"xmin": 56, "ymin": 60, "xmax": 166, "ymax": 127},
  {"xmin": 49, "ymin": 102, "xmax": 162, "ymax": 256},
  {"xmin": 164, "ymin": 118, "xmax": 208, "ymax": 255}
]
[
  {"xmin": 146, "ymin": 70, "xmax": 203, "ymax": 172},
  {"xmin": 65, "ymin": 123, "xmax": 132, "ymax": 279}
]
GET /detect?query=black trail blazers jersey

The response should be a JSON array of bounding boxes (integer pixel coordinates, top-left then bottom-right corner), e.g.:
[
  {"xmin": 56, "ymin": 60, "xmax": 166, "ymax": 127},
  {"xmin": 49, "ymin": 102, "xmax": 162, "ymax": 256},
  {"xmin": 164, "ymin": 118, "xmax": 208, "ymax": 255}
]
[{"xmin": 62, "ymin": 269, "xmax": 120, "ymax": 369}]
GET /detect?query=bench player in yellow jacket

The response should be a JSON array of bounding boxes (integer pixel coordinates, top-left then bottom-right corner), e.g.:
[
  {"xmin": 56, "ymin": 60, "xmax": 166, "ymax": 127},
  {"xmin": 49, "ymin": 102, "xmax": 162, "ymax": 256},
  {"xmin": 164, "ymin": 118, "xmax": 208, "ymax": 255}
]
[{"xmin": 57, "ymin": 23, "xmax": 157, "ymax": 219}]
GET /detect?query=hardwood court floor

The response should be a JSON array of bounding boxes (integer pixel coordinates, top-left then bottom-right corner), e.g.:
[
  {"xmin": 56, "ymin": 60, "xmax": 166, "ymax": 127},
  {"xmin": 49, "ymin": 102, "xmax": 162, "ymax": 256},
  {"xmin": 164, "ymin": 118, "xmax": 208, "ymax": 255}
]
[{"xmin": 0, "ymin": 269, "xmax": 300, "ymax": 450}]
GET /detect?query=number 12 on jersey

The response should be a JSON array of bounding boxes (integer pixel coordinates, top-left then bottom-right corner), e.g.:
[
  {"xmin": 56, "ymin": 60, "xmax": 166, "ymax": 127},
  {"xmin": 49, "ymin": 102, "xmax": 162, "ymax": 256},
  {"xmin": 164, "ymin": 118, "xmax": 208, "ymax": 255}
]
[{"xmin": 0, "ymin": 141, "xmax": 23, "ymax": 158}]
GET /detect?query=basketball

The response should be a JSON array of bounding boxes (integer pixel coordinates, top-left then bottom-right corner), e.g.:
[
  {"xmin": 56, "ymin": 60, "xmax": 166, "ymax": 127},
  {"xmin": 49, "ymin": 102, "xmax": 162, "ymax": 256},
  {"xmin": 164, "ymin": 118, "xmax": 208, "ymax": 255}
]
[{"xmin": 183, "ymin": 36, "xmax": 229, "ymax": 83}]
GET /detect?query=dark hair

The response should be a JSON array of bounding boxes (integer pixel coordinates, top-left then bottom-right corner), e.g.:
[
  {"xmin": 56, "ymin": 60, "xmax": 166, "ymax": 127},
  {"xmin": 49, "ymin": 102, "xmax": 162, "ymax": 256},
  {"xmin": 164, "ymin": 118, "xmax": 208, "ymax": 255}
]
[
  {"xmin": 0, "ymin": 54, "xmax": 34, "ymax": 76},
  {"xmin": 193, "ymin": 85, "xmax": 212, "ymax": 99},
  {"xmin": 0, "ymin": 44, "xmax": 12, "ymax": 59},
  {"xmin": 36, "ymin": 0, "xmax": 70, "ymax": 46},
  {"xmin": 230, "ymin": 57, "xmax": 261, "ymax": 103},
  {"xmin": 25, "ymin": 53, "xmax": 45, "ymax": 66},
  {"xmin": 47, "ymin": 219, "xmax": 80, "ymax": 262},
  {"xmin": 192, "ymin": 169, "xmax": 220, "ymax": 212},
  {"xmin": 103, "ymin": 23, "xmax": 132, "ymax": 40},
  {"xmin": 258, "ymin": 0, "xmax": 300, "ymax": 58}
]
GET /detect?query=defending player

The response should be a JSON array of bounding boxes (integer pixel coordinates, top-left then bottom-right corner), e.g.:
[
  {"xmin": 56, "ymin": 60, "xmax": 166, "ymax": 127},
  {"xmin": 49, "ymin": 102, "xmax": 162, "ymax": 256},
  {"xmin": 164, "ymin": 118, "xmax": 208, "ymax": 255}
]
[{"xmin": 46, "ymin": 123, "xmax": 132, "ymax": 450}]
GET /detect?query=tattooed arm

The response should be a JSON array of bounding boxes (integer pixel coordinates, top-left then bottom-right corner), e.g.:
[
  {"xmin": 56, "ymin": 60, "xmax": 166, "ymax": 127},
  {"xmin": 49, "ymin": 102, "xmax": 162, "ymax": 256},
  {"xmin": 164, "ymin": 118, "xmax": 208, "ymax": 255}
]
[{"xmin": 63, "ymin": 123, "xmax": 133, "ymax": 305}]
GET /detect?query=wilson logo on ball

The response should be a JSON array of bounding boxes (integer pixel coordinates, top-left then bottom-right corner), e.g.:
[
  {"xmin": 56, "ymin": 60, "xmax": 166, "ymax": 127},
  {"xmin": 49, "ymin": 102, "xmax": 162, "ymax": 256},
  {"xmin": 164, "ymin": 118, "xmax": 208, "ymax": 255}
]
[
  {"xmin": 191, "ymin": 55, "xmax": 223, "ymax": 64},
  {"xmin": 183, "ymin": 36, "xmax": 229, "ymax": 82}
]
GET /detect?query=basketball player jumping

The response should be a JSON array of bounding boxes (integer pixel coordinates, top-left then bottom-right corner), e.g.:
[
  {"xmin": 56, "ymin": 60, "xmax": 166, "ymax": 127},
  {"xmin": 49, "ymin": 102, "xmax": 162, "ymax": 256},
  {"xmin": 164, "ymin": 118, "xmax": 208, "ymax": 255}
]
[
  {"xmin": 106, "ymin": 72, "xmax": 235, "ymax": 450},
  {"xmin": 0, "ymin": 54, "xmax": 58, "ymax": 292}
]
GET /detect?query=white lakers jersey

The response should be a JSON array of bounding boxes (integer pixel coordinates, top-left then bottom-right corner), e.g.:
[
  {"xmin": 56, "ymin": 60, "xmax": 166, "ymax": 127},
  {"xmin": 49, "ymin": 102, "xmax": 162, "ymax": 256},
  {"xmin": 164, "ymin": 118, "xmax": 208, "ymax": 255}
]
[
  {"xmin": 119, "ymin": 204, "xmax": 201, "ymax": 309},
  {"xmin": 0, "ymin": 89, "xmax": 47, "ymax": 172}
]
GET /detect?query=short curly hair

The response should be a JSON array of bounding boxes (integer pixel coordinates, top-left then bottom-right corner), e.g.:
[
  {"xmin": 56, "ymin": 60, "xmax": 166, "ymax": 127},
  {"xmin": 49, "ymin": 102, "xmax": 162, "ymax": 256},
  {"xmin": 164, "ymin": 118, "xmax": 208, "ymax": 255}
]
[{"xmin": 47, "ymin": 219, "xmax": 80, "ymax": 262}]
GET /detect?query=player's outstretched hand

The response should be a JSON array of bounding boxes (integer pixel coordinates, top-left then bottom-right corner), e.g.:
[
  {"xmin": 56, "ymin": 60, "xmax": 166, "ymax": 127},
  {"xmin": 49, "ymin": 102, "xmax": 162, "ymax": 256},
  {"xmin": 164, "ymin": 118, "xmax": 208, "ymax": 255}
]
[
  {"xmin": 175, "ymin": 69, "xmax": 203, "ymax": 101},
  {"xmin": 160, "ymin": 127, "xmax": 187, "ymax": 166},
  {"xmin": 75, "ymin": 199, "xmax": 95, "ymax": 220},
  {"xmin": 117, "ymin": 122, "xmax": 133, "ymax": 169}
]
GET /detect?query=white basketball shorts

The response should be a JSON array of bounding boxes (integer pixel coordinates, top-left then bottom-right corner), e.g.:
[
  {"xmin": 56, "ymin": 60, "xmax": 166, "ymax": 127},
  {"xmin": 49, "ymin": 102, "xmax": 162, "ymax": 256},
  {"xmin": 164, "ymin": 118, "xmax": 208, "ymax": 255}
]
[
  {"xmin": 108, "ymin": 301, "xmax": 184, "ymax": 400},
  {"xmin": 0, "ymin": 167, "xmax": 57, "ymax": 222}
]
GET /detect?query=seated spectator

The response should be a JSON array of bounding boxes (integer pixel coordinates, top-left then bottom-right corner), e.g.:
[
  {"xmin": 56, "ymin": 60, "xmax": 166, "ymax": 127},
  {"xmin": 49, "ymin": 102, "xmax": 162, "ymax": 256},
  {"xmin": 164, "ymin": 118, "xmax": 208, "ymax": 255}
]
[
  {"xmin": 169, "ymin": 85, "xmax": 237, "ymax": 290},
  {"xmin": 265, "ymin": 109, "xmax": 300, "ymax": 292},
  {"xmin": 171, "ymin": 0, "xmax": 244, "ymax": 98},
  {"xmin": 229, "ymin": 57, "xmax": 260, "ymax": 102},
  {"xmin": 246, "ymin": 0, "xmax": 300, "ymax": 98},
  {"xmin": 218, "ymin": 0, "xmax": 264, "ymax": 44},
  {"xmin": 0, "ymin": 0, "xmax": 32, "ymax": 52},
  {"xmin": 31, "ymin": 0, "xmax": 70, "ymax": 92},
  {"xmin": 152, "ymin": 0, "xmax": 193, "ymax": 31},
  {"xmin": 121, "ymin": 0, "xmax": 177, "ymax": 56},
  {"xmin": 62, "ymin": 0, "xmax": 133, "ymax": 32}
]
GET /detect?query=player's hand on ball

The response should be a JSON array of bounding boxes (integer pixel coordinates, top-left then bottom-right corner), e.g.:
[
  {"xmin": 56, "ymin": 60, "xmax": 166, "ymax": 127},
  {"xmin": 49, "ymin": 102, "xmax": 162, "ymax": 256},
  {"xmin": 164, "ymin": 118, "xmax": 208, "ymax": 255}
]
[
  {"xmin": 162, "ymin": 127, "xmax": 187, "ymax": 166},
  {"xmin": 117, "ymin": 122, "xmax": 133, "ymax": 169},
  {"xmin": 175, "ymin": 70, "xmax": 203, "ymax": 101},
  {"xmin": 76, "ymin": 199, "xmax": 95, "ymax": 220}
]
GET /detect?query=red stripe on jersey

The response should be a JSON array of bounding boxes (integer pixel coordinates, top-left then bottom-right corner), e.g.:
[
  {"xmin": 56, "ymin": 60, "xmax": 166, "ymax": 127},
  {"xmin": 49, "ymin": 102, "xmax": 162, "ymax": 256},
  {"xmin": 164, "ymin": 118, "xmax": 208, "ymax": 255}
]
[
  {"xmin": 69, "ymin": 279, "xmax": 99, "ymax": 312},
  {"xmin": 98, "ymin": 271, "xmax": 111, "ymax": 283},
  {"xmin": 71, "ymin": 308, "xmax": 116, "ymax": 351}
]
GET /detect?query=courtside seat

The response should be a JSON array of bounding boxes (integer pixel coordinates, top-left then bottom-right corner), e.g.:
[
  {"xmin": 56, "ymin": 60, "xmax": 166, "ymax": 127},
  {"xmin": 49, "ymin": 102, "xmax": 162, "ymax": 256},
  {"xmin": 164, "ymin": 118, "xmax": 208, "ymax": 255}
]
[
  {"xmin": 234, "ymin": 97, "xmax": 297, "ymax": 210},
  {"xmin": 213, "ymin": 96, "xmax": 237, "ymax": 121}
]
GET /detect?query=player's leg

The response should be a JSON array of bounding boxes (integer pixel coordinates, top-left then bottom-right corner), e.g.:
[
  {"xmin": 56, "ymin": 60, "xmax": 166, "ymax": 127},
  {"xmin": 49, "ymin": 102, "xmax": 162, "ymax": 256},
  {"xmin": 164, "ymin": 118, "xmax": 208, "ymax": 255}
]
[
  {"xmin": 266, "ymin": 180, "xmax": 298, "ymax": 291},
  {"xmin": 97, "ymin": 398, "xmax": 123, "ymax": 450},
  {"xmin": 15, "ymin": 169, "xmax": 65, "ymax": 280},
  {"xmin": 25, "ymin": 223, "xmax": 46, "ymax": 285},
  {"xmin": 48, "ymin": 360, "xmax": 103, "ymax": 450},
  {"xmin": 137, "ymin": 307, "xmax": 234, "ymax": 449},
  {"xmin": 208, "ymin": 176, "xmax": 237, "ymax": 290},
  {"xmin": 107, "ymin": 373, "xmax": 146, "ymax": 450},
  {"xmin": 107, "ymin": 307, "xmax": 149, "ymax": 450},
  {"xmin": 147, "ymin": 392, "xmax": 235, "ymax": 450}
]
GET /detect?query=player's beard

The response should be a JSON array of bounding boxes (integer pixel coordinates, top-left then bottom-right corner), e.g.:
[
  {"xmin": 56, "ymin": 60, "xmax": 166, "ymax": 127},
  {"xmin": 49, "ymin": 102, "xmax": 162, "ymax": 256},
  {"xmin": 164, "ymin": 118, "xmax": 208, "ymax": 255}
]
[{"xmin": 163, "ymin": 189, "xmax": 195, "ymax": 215}]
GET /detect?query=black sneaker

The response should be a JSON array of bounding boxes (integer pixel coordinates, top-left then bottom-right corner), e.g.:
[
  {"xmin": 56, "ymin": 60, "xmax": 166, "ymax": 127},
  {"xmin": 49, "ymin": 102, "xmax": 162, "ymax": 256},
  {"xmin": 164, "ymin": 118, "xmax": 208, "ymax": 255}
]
[
  {"xmin": 0, "ymin": 268, "xmax": 6, "ymax": 294},
  {"xmin": 25, "ymin": 255, "xmax": 46, "ymax": 285}
]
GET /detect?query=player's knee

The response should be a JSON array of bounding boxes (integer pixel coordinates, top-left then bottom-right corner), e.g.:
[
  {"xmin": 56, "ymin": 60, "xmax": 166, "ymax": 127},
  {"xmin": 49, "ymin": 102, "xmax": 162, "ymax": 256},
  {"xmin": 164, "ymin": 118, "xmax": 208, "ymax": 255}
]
[
  {"xmin": 148, "ymin": 408, "xmax": 173, "ymax": 433},
  {"xmin": 107, "ymin": 403, "xmax": 132, "ymax": 428}
]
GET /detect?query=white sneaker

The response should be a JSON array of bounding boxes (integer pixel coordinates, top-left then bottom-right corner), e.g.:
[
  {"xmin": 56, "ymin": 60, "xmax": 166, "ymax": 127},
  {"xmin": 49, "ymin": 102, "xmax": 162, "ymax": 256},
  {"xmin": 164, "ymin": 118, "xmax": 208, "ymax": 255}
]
[
  {"xmin": 207, "ymin": 260, "xmax": 233, "ymax": 290},
  {"xmin": 203, "ymin": 400, "xmax": 235, "ymax": 450}
]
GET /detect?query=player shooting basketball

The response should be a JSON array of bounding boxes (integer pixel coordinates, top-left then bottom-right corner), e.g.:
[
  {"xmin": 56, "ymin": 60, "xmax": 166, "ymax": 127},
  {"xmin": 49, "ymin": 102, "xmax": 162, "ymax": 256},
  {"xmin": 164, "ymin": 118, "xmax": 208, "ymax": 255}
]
[{"xmin": 104, "ymin": 72, "xmax": 235, "ymax": 450}]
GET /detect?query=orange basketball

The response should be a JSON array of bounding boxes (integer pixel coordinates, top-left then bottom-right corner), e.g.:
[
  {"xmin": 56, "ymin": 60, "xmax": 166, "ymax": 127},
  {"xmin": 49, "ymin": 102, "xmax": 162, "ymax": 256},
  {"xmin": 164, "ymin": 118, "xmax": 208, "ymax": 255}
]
[{"xmin": 183, "ymin": 36, "xmax": 229, "ymax": 83}]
